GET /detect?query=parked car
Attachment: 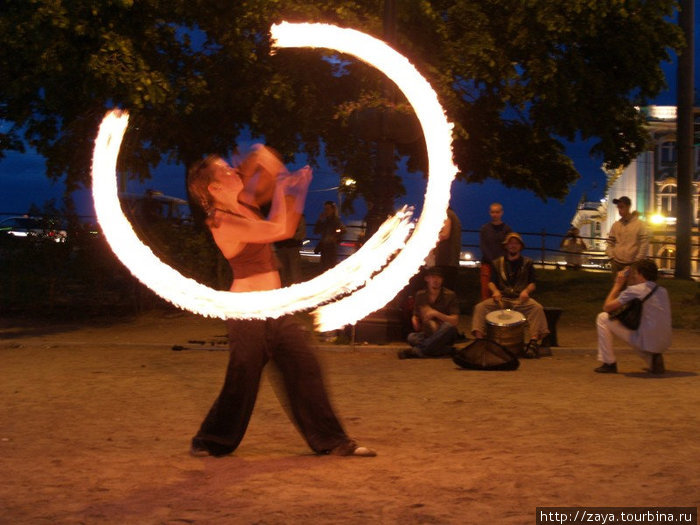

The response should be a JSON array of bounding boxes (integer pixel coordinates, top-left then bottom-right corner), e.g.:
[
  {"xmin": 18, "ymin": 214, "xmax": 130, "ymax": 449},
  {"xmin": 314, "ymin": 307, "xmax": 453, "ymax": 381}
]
[{"xmin": 0, "ymin": 216, "xmax": 67, "ymax": 243}]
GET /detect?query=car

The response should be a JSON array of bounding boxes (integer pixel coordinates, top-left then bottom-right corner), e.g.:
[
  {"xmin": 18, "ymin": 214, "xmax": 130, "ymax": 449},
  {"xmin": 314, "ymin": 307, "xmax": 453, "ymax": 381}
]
[{"xmin": 0, "ymin": 216, "xmax": 67, "ymax": 243}]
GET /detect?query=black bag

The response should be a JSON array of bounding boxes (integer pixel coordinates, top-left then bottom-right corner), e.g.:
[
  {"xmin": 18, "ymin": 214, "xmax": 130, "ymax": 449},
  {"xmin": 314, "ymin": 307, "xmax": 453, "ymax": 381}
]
[
  {"xmin": 608, "ymin": 285, "xmax": 658, "ymax": 330},
  {"xmin": 452, "ymin": 339, "xmax": 520, "ymax": 371}
]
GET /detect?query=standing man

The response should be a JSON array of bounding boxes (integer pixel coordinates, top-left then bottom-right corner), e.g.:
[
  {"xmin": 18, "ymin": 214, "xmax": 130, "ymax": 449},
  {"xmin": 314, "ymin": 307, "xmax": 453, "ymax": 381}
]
[
  {"xmin": 594, "ymin": 259, "xmax": 671, "ymax": 374},
  {"xmin": 398, "ymin": 267, "xmax": 460, "ymax": 359},
  {"xmin": 605, "ymin": 196, "xmax": 649, "ymax": 275},
  {"xmin": 560, "ymin": 226, "xmax": 588, "ymax": 270},
  {"xmin": 434, "ymin": 207, "xmax": 462, "ymax": 292},
  {"xmin": 479, "ymin": 203, "xmax": 513, "ymax": 300},
  {"xmin": 471, "ymin": 233, "xmax": 549, "ymax": 356},
  {"xmin": 314, "ymin": 201, "xmax": 345, "ymax": 271}
]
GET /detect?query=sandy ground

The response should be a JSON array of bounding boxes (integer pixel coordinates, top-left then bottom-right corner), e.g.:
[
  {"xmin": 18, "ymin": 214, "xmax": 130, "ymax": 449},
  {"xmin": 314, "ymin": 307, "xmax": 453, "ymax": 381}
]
[{"xmin": 1, "ymin": 311, "xmax": 699, "ymax": 524}]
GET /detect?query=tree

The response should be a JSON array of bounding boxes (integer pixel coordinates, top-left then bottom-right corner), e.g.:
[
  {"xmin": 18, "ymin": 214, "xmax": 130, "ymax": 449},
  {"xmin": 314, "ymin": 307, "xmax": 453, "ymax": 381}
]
[
  {"xmin": 396, "ymin": 1, "xmax": 683, "ymax": 198},
  {"xmin": 0, "ymin": 1, "xmax": 683, "ymax": 208}
]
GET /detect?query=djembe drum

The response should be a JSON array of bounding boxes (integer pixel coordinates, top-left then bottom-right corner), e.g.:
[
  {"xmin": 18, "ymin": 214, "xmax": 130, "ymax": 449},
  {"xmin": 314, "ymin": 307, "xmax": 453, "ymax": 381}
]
[{"xmin": 486, "ymin": 309, "xmax": 526, "ymax": 356}]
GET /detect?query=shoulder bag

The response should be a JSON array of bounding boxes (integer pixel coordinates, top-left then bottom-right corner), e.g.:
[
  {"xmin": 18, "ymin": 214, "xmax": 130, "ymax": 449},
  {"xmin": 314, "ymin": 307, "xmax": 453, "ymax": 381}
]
[{"xmin": 609, "ymin": 285, "xmax": 658, "ymax": 330}]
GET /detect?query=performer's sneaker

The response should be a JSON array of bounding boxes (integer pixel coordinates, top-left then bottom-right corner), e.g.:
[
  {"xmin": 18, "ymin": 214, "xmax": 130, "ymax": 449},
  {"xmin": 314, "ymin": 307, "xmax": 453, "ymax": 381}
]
[
  {"xmin": 329, "ymin": 440, "xmax": 377, "ymax": 457},
  {"xmin": 349, "ymin": 446, "xmax": 377, "ymax": 457},
  {"xmin": 594, "ymin": 362, "xmax": 618, "ymax": 374},
  {"xmin": 190, "ymin": 444, "xmax": 211, "ymax": 457},
  {"xmin": 189, "ymin": 439, "xmax": 233, "ymax": 457}
]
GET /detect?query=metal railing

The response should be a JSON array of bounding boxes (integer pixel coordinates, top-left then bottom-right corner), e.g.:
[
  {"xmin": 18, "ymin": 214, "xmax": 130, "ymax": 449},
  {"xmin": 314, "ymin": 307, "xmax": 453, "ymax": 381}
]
[
  {"xmin": 4, "ymin": 210, "xmax": 698, "ymax": 277},
  {"xmin": 304, "ymin": 224, "xmax": 700, "ymax": 277}
]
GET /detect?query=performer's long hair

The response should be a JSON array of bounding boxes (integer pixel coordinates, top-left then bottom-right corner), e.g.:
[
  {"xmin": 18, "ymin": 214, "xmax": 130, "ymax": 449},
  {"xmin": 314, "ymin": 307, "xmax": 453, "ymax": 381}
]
[{"xmin": 187, "ymin": 155, "xmax": 224, "ymax": 227}]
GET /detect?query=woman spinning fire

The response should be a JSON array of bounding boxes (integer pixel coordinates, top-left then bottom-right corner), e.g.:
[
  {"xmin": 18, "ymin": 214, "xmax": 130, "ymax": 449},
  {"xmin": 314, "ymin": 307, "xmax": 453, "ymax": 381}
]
[{"xmin": 186, "ymin": 145, "xmax": 375, "ymax": 458}]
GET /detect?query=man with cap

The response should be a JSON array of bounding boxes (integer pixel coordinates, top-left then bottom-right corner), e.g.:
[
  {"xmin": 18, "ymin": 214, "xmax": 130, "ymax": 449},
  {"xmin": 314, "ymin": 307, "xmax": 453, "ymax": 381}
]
[
  {"xmin": 471, "ymin": 232, "xmax": 550, "ymax": 356},
  {"xmin": 605, "ymin": 196, "xmax": 649, "ymax": 275},
  {"xmin": 398, "ymin": 266, "xmax": 460, "ymax": 359}
]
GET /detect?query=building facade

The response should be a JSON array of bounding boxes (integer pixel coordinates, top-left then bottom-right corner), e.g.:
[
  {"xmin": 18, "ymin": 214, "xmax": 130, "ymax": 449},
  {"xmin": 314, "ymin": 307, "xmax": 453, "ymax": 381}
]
[{"xmin": 570, "ymin": 106, "xmax": 700, "ymax": 274}]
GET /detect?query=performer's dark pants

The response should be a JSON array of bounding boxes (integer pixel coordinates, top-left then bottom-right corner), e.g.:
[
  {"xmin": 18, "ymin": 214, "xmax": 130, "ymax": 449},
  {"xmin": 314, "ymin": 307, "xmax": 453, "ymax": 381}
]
[{"xmin": 193, "ymin": 315, "xmax": 350, "ymax": 455}]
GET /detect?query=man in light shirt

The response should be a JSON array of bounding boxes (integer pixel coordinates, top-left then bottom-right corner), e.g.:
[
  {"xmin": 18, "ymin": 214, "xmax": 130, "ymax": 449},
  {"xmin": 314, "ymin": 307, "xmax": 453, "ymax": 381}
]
[
  {"xmin": 605, "ymin": 196, "xmax": 649, "ymax": 275},
  {"xmin": 595, "ymin": 259, "xmax": 671, "ymax": 374}
]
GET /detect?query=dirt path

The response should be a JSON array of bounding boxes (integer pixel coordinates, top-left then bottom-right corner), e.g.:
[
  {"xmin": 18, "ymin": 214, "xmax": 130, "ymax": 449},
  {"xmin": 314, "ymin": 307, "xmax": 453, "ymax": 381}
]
[{"xmin": 1, "ymin": 312, "xmax": 698, "ymax": 524}]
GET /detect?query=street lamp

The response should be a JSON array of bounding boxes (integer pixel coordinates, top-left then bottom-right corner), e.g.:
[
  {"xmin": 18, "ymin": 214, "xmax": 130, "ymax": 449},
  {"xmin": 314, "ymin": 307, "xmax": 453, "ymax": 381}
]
[{"xmin": 338, "ymin": 176, "xmax": 356, "ymax": 216}]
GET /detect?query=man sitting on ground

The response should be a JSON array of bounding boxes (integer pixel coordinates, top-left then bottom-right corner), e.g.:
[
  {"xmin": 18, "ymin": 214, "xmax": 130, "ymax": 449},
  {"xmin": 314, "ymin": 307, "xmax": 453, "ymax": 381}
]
[
  {"xmin": 594, "ymin": 259, "xmax": 671, "ymax": 374},
  {"xmin": 398, "ymin": 267, "xmax": 459, "ymax": 359},
  {"xmin": 471, "ymin": 232, "xmax": 549, "ymax": 356}
]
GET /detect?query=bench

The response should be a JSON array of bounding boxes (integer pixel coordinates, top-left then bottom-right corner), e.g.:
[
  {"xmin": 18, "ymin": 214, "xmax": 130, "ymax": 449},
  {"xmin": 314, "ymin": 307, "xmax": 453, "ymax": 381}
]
[{"xmin": 542, "ymin": 307, "xmax": 564, "ymax": 347}]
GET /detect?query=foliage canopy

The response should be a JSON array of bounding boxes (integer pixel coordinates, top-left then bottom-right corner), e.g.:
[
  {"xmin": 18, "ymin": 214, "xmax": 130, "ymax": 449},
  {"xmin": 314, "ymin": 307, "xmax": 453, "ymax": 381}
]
[{"xmin": 0, "ymin": 0, "xmax": 683, "ymax": 209}]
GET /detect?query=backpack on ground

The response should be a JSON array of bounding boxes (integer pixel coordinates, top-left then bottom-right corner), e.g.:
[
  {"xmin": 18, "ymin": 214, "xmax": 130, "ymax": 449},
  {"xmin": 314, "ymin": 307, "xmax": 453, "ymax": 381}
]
[{"xmin": 452, "ymin": 338, "xmax": 520, "ymax": 371}]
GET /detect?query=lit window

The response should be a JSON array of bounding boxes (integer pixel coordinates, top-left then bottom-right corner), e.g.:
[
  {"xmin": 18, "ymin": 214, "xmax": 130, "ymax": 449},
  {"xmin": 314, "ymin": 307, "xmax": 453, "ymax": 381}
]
[{"xmin": 658, "ymin": 184, "xmax": 677, "ymax": 216}]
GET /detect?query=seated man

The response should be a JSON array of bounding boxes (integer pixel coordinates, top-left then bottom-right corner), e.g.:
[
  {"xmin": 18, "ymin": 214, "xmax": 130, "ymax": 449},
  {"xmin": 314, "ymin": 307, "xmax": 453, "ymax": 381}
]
[
  {"xmin": 398, "ymin": 266, "xmax": 459, "ymax": 359},
  {"xmin": 594, "ymin": 259, "xmax": 671, "ymax": 374},
  {"xmin": 471, "ymin": 232, "xmax": 549, "ymax": 355}
]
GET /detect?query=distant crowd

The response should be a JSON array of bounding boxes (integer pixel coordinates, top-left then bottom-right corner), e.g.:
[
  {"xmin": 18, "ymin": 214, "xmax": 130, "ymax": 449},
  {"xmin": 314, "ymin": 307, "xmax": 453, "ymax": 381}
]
[
  {"xmin": 273, "ymin": 192, "xmax": 668, "ymax": 376},
  {"xmin": 394, "ymin": 198, "xmax": 667, "ymax": 375}
]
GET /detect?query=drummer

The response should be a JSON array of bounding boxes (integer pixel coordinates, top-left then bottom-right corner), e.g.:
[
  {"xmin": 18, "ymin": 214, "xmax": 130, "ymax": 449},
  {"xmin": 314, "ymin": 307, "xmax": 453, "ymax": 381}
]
[{"xmin": 471, "ymin": 232, "xmax": 549, "ymax": 356}]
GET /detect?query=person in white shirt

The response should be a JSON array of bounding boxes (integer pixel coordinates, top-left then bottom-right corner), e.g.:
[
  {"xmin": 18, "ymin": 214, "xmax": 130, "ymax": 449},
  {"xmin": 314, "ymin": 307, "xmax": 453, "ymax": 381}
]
[
  {"xmin": 605, "ymin": 196, "xmax": 649, "ymax": 275},
  {"xmin": 595, "ymin": 259, "xmax": 671, "ymax": 374}
]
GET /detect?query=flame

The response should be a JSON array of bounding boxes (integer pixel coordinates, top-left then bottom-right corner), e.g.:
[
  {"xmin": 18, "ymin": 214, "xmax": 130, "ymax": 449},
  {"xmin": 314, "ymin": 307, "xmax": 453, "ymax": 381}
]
[
  {"xmin": 271, "ymin": 23, "xmax": 457, "ymax": 330},
  {"xmin": 91, "ymin": 23, "xmax": 457, "ymax": 330},
  {"xmin": 92, "ymin": 111, "xmax": 412, "ymax": 319}
]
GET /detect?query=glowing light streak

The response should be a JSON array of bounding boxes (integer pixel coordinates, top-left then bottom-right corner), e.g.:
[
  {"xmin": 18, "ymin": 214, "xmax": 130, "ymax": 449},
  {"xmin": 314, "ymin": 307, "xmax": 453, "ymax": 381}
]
[
  {"xmin": 92, "ymin": 23, "xmax": 457, "ymax": 328},
  {"xmin": 271, "ymin": 23, "xmax": 457, "ymax": 329},
  {"xmin": 92, "ymin": 109, "xmax": 413, "ymax": 319}
]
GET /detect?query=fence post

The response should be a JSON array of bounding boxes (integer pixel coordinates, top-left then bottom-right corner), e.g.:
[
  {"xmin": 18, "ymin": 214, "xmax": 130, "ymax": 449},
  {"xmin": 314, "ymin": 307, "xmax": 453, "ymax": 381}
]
[{"xmin": 541, "ymin": 228, "xmax": 546, "ymax": 267}]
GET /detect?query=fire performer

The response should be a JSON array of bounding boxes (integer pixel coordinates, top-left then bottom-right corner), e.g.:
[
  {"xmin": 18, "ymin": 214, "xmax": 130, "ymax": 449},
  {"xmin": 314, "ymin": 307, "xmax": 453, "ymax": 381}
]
[{"xmin": 186, "ymin": 145, "xmax": 375, "ymax": 457}]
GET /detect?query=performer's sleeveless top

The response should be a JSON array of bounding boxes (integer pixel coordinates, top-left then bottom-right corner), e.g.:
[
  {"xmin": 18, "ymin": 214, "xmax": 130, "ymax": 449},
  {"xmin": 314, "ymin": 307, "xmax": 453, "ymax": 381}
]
[{"xmin": 216, "ymin": 203, "xmax": 280, "ymax": 279}]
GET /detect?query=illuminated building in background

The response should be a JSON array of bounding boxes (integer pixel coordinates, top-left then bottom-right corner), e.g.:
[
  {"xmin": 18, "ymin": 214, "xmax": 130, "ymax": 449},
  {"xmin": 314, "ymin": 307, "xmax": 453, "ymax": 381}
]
[{"xmin": 570, "ymin": 106, "xmax": 700, "ymax": 274}]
